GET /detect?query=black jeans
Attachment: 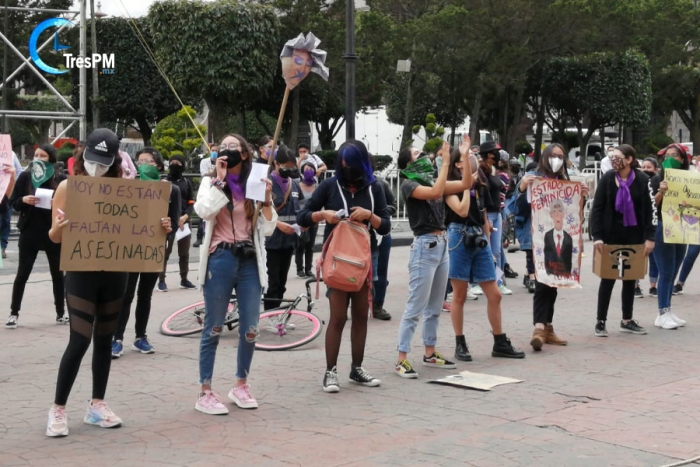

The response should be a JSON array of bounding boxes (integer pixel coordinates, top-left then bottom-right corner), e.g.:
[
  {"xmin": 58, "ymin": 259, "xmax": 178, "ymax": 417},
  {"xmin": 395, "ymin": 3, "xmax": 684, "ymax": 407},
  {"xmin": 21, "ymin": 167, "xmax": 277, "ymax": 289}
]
[
  {"xmin": 525, "ymin": 249, "xmax": 535, "ymax": 275},
  {"xmin": 295, "ymin": 224, "xmax": 318, "ymax": 273},
  {"xmin": 597, "ymin": 279, "xmax": 635, "ymax": 321},
  {"xmin": 114, "ymin": 272, "xmax": 159, "ymax": 341},
  {"xmin": 11, "ymin": 235, "xmax": 64, "ymax": 317},
  {"xmin": 160, "ymin": 230, "xmax": 190, "ymax": 283},
  {"xmin": 533, "ymin": 280, "xmax": 558, "ymax": 325},
  {"xmin": 265, "ymin": 248, "xmax": 294, "ymax": 310},
  {"xmin": 55, "ymin": 271, "xmax": 127, "ymax": 405}
]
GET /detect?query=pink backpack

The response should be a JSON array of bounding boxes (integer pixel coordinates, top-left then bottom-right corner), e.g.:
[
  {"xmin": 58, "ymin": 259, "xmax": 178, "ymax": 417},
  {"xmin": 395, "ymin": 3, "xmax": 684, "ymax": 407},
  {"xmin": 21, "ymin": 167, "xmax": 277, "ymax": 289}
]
[{"xmin": 316, "ymin": 182, "xmax": 373, "ymax": 297}]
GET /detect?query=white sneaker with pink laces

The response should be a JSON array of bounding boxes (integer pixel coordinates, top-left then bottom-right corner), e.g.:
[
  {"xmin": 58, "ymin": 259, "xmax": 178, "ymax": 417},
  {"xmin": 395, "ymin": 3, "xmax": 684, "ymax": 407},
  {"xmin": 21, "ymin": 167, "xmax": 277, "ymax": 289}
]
[
  {"xmin": 195, "ymin": 390, "xmax": 229, "ymax": 415},
  {"xmin": 84, "ymin": 400, "xmax": 122, "ymax": 428},
  {"xmin": 228, "ymin": 384, "xmax": 258, "ymax": 409},
  {"xmin": 46, "ymin": 406, "xmax": 69, "ymax": 437}
]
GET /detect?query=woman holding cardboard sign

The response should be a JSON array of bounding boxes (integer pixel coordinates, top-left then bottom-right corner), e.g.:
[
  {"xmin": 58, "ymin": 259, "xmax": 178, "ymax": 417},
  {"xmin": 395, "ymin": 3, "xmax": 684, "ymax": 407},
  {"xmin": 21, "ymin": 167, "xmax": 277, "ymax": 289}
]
[
  {"xmin": 590, "ymin": 145, "xmax": 656, "ymax": 337},
  {"xmin": 650, "ymin": 144, "xmax": 692, "ymax": 330},
  {"xmin": 6, "ymin": 144, "xmax": 67, "ymax": 329},
  {"xmin": 193, "ymin": 134, "xmax": 277, "ymax": 415},
  {"xmin": 45, "ymin": 128, "xmax": 172, "ymax": 438}
]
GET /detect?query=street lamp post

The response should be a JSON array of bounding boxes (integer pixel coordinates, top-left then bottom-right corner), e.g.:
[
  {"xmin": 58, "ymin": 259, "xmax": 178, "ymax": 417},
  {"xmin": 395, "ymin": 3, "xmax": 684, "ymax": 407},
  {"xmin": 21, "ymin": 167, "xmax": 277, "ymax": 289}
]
[
  {"xmin": 90, "ymin": 0, "xmax": 106, "ymax": 130},
  {"xmin": 344, "ymin": 0, "xmax": 357, "ymax": 140}
]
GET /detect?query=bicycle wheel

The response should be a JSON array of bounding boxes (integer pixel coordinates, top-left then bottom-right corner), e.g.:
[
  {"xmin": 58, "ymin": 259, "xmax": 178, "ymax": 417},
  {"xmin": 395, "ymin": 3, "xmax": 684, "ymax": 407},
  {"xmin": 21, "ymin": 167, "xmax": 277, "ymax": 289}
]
[
  {"xmin": 160, "ymin": 301, "xmax": 236, "ymax": 337},
  {"xmin": 255, "ymin": 309, "xmax": 323, "ymax": 351}
]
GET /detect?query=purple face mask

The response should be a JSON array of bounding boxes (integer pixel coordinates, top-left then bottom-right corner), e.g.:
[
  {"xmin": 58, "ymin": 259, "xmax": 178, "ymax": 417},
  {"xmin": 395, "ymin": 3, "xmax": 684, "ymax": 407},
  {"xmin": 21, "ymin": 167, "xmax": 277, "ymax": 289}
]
[{"xmin": 301, "ymin": 167, "xmax": 315, "ymax": 184}]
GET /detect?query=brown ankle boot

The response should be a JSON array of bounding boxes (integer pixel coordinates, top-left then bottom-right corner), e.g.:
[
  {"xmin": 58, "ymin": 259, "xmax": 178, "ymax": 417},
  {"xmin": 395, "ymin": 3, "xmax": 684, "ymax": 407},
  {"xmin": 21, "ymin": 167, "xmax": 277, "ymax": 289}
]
[
  {"xmin": 530, "ymin": 328, "xmax": 545, "ymax": 351},
  {"xmin": 544, "ymin": 324, "xmax": 568, "ymax": 345}
]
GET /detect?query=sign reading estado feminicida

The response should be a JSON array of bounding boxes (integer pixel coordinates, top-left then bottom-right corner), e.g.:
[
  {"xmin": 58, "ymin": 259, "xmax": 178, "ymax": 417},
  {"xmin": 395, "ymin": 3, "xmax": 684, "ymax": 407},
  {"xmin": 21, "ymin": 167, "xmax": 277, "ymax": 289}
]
[
  {"xmin": 60, "ymin": 177, "xmax": 169, "ymax": 272},
  {"xmin": 662, "ymin": 168, "xmax": 700, "ymax": 245}
]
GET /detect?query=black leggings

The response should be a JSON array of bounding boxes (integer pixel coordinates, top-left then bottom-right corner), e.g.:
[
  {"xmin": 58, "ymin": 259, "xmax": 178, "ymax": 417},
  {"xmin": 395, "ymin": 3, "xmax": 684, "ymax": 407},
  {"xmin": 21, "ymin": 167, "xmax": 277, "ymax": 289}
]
[
  {"xmin": 597, "ymin": 279, "xmax": 635, "ymax": 322},
  {"xmin": 54, "ymin": 271, "xmax": 127, "ymax": 406},
  {"xmin": 265, "ymin": 248, "xmax": 294, "ymax": 310},
  {"xmin": 525, "ymin": 249, "xmax": 535, "ymax": 275},
  {"xmin": 114, "ymin": 272, "xmax": 159, "ymax": 341},
  {"xmin": 325, "ymin": 284, "xmax": 370, "ymax": 370},
  {"xmin": 11, "ymin": 236, "xmax": 64, "ymax": 317}
]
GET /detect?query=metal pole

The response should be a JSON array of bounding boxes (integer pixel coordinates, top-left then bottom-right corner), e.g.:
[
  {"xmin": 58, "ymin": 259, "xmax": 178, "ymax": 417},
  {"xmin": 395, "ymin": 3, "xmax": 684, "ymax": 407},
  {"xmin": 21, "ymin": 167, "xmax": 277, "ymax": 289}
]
[
  {"xmin": 2, "ymin": 0, "xmax": 8, "ymax": 133},
  {"xmin": 343, "ymin": 0, "xmax": 357, "ymax": 140},
  {"xmin": 79, "ymin": 0, "xmax": 87, "ymax": 139},
  {"xmin": 90, "ymin": 0, "xmax": 99, "ymax": 128}
]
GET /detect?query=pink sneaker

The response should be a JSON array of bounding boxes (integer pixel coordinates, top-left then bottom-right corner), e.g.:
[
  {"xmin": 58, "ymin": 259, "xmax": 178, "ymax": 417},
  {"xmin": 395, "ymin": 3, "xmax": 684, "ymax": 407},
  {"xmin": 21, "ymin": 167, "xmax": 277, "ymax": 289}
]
[
  {"xmin": 195, "ymin": 391, "xmax": 229, "ymax": 415},
  {"xmin": 228, "ymin": 384, "xmax": 258, "ymax": 409},
  {"xmin": 83, "ymin": 400, "xmax": 122, "ymax": 428}
]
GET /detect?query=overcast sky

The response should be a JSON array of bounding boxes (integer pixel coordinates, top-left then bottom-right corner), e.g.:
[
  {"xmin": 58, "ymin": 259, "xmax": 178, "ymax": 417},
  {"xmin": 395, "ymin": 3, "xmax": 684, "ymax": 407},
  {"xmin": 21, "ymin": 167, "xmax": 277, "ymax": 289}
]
[{"xmin": 72, "ymin": 0, "xmax": 214, "ymax": 18}]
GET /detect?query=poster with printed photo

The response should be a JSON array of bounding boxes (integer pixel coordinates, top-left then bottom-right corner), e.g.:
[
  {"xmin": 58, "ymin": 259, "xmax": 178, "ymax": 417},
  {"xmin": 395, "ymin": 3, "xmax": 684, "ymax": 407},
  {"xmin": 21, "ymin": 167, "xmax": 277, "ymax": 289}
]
[
  {"xmin": 530, "ymin": 178, "xmax": 584, "ymax": 288},
  {"xmin": 661, "ymin": 168, "xmax": 700, "ymax": 245}
]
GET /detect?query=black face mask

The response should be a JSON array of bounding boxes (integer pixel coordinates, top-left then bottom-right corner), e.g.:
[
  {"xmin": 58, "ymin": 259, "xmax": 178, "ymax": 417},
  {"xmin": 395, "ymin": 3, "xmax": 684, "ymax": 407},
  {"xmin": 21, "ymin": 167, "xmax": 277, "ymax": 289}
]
[
  {"xmin": 279, "ymin": 167, "xmax": 299, "ymax": 179},
  {"xmin": 343, "ymin": 166, "xmax": 364, "ymax": 183},
  {"xmin": 221, "ymin": 149, "xmax": 242, "ymax": 169},
  {"xmin": 169, "ymin": 164, "xmax": 183, "ymax": 179},
  {"xmin": 643, "ymin": 170, "xmax": 656, "ymax": 178}
]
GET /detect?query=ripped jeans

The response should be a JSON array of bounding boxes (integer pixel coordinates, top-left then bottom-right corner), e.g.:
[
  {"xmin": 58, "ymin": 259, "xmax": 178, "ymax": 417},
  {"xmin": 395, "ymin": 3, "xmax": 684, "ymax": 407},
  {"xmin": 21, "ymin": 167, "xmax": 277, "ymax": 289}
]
[{"xmin": 200, "ymin": 247, "xmax": 261, "ymax": 384}]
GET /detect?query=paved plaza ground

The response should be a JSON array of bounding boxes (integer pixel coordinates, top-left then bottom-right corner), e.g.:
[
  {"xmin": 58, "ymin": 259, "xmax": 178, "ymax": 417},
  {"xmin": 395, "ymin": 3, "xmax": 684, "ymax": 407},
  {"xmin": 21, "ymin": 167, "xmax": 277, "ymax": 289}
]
[{"xmin": 1, "ymin": 237, "xmax": 699, "ymax": 467}]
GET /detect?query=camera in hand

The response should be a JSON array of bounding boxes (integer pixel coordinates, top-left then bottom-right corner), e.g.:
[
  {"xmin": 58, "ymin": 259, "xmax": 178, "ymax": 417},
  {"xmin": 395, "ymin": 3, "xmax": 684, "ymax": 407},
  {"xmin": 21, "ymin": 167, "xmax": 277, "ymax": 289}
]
[
  {"xmin": 464, "ymin": 227, "xmax": 488, "ymax": 249},
  {"xmin": 232, "ymin": 241, "xmax": 256, "ymax": 259}
]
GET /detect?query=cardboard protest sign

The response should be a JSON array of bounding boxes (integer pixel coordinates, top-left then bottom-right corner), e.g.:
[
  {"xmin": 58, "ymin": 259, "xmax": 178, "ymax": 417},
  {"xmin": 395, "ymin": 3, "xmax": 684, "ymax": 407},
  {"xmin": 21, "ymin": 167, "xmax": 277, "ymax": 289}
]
[
  {"xmin": 662, "ymin": 169, "xmax": 700, "ymax": 245},
  {"xmin": 593, "ymin": 244, "xmax": 647, "ymax": 280},
  {"xmin": 430, "ymin": 371, "xmax": 523, "ymax": 392},
  {"xmin": 60, "ymin": 177, "xmax": 169, "ymax": 272},
  {"xmin": 531, "ymin": 178, "xmax": 584, "ymax": 288},
  {"xmin": 0, "ymin": 134, "xmax": 13, "ymax": 198}
]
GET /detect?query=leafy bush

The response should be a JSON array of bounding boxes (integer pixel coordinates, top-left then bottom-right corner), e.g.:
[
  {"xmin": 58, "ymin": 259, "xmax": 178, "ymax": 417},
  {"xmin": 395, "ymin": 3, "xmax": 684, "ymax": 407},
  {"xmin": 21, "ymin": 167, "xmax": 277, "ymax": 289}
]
[{"xmin": 515, "ymin": 141, "xmax": 533, "ymax": 155}]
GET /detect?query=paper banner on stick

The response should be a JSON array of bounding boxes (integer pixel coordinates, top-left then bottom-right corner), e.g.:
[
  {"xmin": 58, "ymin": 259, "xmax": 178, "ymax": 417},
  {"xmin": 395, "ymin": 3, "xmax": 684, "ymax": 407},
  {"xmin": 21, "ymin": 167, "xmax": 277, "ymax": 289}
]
[
  {"xmin": 662, "ymin": 168, "xmax": 700, "ymax": 245},
  {"xmin": 280, "ymin": 32, "xmax": 329, "ymax": 90},
  {"xmin": 430, "ymin": 371, "xmax": 523, "ymax": 391},
  {"xmin": 0, "ymin": 134, "xmax": 13, "ymax": 198}
]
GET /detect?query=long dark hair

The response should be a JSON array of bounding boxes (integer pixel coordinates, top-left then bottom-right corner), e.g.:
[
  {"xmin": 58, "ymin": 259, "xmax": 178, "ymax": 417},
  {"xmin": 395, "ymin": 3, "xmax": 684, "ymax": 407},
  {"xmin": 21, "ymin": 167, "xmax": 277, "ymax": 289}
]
[
  {"xmin": 616, "ymin": 144, "xmax": 640, "ymax": 169},
  {"xmin": 538, "ymin": 143, "xmax": 570, "ymax": 180}
]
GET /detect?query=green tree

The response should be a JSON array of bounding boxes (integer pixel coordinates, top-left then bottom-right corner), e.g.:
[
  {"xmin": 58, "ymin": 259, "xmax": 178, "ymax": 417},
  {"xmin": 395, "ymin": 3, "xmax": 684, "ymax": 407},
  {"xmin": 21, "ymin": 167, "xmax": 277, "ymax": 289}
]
[
  {"xmin": 149, "ymin": 0, "xmax": 280, "ymax": 141},
  {"xmin": 151, "ymin": 106, "xmax": 207, "ymax": 169},
  {"xmin": 542, "ymin": 50, "xmax": 652, "ymax": 169},
  {"xmin": 412, "ymin": 113, "xmax": 444, "ymax": 153}
]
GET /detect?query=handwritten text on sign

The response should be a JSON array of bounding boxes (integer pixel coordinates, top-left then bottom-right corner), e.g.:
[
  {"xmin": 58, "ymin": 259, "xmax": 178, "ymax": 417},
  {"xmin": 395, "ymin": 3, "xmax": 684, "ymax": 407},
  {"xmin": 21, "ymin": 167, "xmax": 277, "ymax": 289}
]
[
  {"xmin": 0, "ymin": 134, "xmax": 13, "ymax": 198},
  {"xmin": 60, "ymin": 177, "xmax": 170, "ymax": 272},
  {"xmin": 662, "ymin": 168, "xmax": 700, "ymax": 245}
]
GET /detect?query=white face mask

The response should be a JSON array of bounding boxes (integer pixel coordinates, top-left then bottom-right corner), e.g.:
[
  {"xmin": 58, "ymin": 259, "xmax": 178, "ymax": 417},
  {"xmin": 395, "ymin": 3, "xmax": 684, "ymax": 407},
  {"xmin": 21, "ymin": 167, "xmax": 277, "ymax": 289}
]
[
  {"xmin": 84, "ymin": 160, "xmax": 110, "ymax": 177},
  {"xmin": 549, "ymin": 157, "xmax": 564, "ymax": 173}
]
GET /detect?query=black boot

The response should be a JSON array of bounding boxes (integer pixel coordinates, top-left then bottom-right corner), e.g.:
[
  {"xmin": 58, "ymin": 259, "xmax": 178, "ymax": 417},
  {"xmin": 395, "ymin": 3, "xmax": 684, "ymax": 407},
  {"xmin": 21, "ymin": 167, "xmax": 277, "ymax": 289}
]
[
  {"xmin": 504, "ymin": 263, "xmax": 519, "ymax": 278},
  {"xmin": 372, "ymin": 303, "xmax": 391, "ymax": 321},
  {"xmin": 454, "ymin": 335, "xmax": 472, "ymax": 362},
  {"xmin": 492, "ymin": 333, "xmax": 525, "ymax": 359}
]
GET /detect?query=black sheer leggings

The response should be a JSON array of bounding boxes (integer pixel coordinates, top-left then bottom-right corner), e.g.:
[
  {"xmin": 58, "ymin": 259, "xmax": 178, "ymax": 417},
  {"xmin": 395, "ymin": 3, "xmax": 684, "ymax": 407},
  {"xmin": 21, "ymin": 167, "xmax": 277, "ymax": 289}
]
[
  {"xmin": 54, "ymin": 271, "xmax": 127, "ymax": 406},
  {"xmin": 326, "ymin": 283, "xmax": 370, "ymax": 370}
]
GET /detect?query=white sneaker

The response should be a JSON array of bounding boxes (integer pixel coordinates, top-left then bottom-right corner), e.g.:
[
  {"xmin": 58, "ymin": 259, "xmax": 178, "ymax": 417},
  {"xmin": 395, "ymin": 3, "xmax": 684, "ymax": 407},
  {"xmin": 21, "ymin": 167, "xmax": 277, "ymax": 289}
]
[
  {"xmin": 498, "ymin": 284, "xmax": 513, "ymax": 295},
  {"xmin": 46, "ymin": 406, "xmax": 69, "ymax": 437},
  {"xmin": 654, "ymin": 311, "xmax": 679, "ymax": 330},
  {"xmin": 446, "ymin": 292, "xmax": 453, "ymax": 302},
  {"xmin": 5, "ymin": 315, "xmax": 17, "ymax": 329},
  {"xmin": 84, "ymin": 400, "xmax": 122, "ymax": 428},
  {"xmin": 471, "ymin": 285, "xmax": 484, "ymax": 295},
  {"xmin": 668, "ymin": 312, "xmax": 686, "ymax": 327},
  {"xmin": 466, "ymin": 291, "xmax": 478, "ymax": 301}
]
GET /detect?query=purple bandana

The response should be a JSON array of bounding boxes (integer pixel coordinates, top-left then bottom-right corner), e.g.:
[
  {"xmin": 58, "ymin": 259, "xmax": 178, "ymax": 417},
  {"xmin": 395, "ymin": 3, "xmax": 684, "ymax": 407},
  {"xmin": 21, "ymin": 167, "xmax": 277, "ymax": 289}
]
[
  {"xmin": 271, "ymin": 171, "xmax": 290, "ymax": 193},
  {"xmin": 615, "ymin": 170, "xmax": 637, "ymax": 227},
  {"xmin": 226, "ymin": 173, "xmax": 244, "ymax": 202}
]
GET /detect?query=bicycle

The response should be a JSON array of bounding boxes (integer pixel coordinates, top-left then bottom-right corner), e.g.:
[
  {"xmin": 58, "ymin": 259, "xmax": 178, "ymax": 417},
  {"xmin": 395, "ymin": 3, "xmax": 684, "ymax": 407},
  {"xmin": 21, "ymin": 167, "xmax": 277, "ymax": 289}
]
[{"xmin": 160, "ymin": 278, "xmax": 324, "ymax": 351}]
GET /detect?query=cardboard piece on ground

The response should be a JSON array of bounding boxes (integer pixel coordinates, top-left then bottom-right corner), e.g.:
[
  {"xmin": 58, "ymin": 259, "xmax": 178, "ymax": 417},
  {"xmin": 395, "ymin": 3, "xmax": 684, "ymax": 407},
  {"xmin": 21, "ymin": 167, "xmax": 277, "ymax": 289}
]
[
  {"xmin": 592, "ymin": 244, "xmax": 647, "ymax": 280},
  {"xmin": 429, "ymin": 370, "xmax": 523, "ymax": 392},
  {"xmin": 34, "ymin": 188, "xmax": 54, "ymax": 210},
  {"xmin": 174, "ymin": 223, "xmax": 191, "ymax": 242},
  {"xmin": 0, "ymin": 134, "xmax": 12, "ymax": 198},
  {"xmin": 246, "ymin": 163, "xmax": 269, "ymax": 202},
  {"xmin": 60, "ymin": 177, "xmax": 169, "ymax": 273}
]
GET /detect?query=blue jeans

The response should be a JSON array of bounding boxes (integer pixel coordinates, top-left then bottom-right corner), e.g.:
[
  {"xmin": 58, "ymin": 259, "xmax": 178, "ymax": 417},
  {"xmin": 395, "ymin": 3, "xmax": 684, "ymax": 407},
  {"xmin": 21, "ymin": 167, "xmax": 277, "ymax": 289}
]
[
  {"xmin": 397, "ymin": 235, "xmax": 449, "ymax": 353},
  {"xmin": 654, "ymin": 222, "xmax": 686, "ymax": 310},
  {"xmin": 372, "ymin": 234, "xmax": 392, "ymax": 305},
  {"xmin": 0, "ymin": 208, "xmax": 11, "ymax": 250},
  {"xmin": 487, "ymin": 212, "xmax": 503, "ymax": 285},
  {"xmin": 200, "ymin": 248, "xmax": 262, "ymax": 384},
  {"xmin": 648, "ymin": 250, "xmax": 658, "ymax": 283},
  {"xmin": 679, "ymin": 245, "xmax": 700, "ymax": 284}
]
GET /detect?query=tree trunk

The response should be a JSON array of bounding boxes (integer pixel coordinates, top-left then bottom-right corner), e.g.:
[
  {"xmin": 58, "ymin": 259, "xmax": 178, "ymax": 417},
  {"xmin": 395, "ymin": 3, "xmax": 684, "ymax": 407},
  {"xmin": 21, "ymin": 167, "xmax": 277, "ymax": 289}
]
[
  {"xmin": 507, "ymin": 86, "xmax": 525, "ymax": 157},
  {"xmin": 237, "ymin": 109, "xmax": 246, "ymax": 138},
  {"xmin": 135, "ymin": 116, "xmax": 152, "ymax": 146},
  {"xmin": 206, "ymin": 99, "xmax": 229, "ymax": 143},
  {"xmin": 289, "ymin": 87, "xmax": 300, "ymax": 148},
  {"xmin": 401, "ymin": 71, "xmax": 414, "ymax": 147},
  {"xmin": 469, "ymin": 74, "xmax": 484, "ymax": 144},
  {"xmin": 534, "ymin": 99, "xmax": 544, "ymax": 161},
  {"xmin": 577, "ymin": 129, "xmax": 593, "ymax": 171},
  {"xmin": 316, "ymin": 121, "xmax": 334, "ymax": 150}
]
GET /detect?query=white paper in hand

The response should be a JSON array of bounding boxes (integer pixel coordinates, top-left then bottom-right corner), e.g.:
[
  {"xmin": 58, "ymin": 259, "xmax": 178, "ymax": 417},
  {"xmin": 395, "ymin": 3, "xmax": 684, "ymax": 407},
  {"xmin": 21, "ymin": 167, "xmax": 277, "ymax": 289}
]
[
  {"xmin": 34, "ymin": 188, "xmax": 54, "ymax": 210},
  {"xmin": 246, "ymin": 163, "xmax": 269, "ymax": 202},
  {"xmin": 175, "ymin": 223, "xmax": 191, "ymax": 242},
  {"xmin": 291, "ymin": 223, "xmax": 302, "ymax": 236}
]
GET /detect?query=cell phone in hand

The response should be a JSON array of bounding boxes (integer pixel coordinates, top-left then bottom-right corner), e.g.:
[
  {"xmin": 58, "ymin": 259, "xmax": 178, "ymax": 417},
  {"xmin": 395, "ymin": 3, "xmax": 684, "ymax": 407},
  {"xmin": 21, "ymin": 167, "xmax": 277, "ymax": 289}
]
[{"xmin": 335, "ymin": 209, "xmax": 348, "ymax": 219}]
